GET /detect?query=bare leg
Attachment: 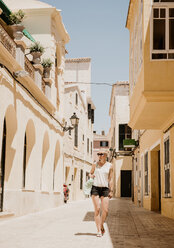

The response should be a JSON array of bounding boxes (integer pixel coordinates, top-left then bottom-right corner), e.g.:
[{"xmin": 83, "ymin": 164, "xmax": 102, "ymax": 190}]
[
  {"xmin": 100, "ymin": 196, "xmax": 109, "ymax": 232},
  {"xmin": 92, "ymin": 195, "xmax": 101, "ymax": 232}
]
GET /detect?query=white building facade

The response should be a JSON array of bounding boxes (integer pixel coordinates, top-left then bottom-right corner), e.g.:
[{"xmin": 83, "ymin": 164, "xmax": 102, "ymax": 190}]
[
  {"xmin": 63, "ymin": 58, "xmax": 95, "ymax": 201},
  {"xmin": 109, "ymin": 82, "xmax": 132, "ymax": 198},
  {"xmin": 93, "ymin": 131, "xmax": 110, "ymax": 163},
  {"xmin": 0, "ymin": 0, "xmax": 69, "ymax": 216}
]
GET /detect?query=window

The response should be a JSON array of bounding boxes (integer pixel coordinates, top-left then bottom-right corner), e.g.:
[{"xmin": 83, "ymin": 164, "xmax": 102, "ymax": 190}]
[
  {"xmin": 87, "ymin": 138, "xmax": 89, "ymax": 153},
  {"xmin": 80, "ymin": 169, "xmax": 83, "ymax": 190},
  {"xmin": 82, "ymin": 134, "xmax": 84, "ymax": 142},
  {"xmin": 91, "ymin": 109, "xmax": 94, "ymax": 123},
  {"xmin": 164, "ymin": 138, "xmax": 170, "ymax": 196},
  {"xmin": 144, "ymin": 152, "xmax": 149, "ymax": 195},
  {"xmin": 152, "ymin": 2, "xmax": 174, "ymax": 59},
  {"xmin": 100, "ymin": 141, "xmax": 109, "ymax": 147},
  {"xmin": 154, "ymin": 1, "xmax": 174, "ymax": 2},
  {"xmin": 88, "ymin": 104, "xmax": 91, "ymax": 119},
  {"xmin": 119, "ymin": 124, "xmax": 132, "ymax": 150},
  {"xmin": 23, "ymin": 134, "xmax": 27, "ymax": 188},
  {"xmin": 75, "ymin": 93, "xmax": 78, "ymax": 105},
  {"xmin": 74, "ymin": 125, "xmax": 78, "ymax": 147}
]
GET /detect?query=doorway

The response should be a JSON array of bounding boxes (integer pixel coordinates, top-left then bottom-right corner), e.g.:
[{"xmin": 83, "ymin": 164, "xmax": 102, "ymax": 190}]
[
  {"xmin": 121, "ymin": 170, "xmax": 132, "ymax": 197},
  {"xmin": 151, "ymin": 146, "xmax": 161, "ymax": 212},
  {"xmin": 158, "ymin": 150, "xmax": 161, "ymax": 212},
  {"xmin": 0, "ymin": 120, "xmax": 6, "ymax": 212}
]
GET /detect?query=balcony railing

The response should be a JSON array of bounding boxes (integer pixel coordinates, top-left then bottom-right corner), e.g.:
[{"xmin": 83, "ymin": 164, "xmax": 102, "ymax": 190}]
[
  {"xmin": 24, "ymin": 56, "xmax": 35, "ymax": 80},
  {"xmin": 0, "ymin": 24, "xmax": 16, "ymax": 58}
]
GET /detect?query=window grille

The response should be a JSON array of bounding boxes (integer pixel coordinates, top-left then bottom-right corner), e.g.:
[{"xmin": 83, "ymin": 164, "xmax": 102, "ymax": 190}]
[
  {"xmin": 164, "ymin": 138, "xmax": 170, "ymax": 196},
  {"xmin": 152, "ymin": 1, "xmax": 174, "ymax": 59}
]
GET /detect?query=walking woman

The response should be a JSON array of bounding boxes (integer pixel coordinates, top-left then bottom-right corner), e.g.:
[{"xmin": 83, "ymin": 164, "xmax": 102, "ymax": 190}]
[{"xmin": 89, "ymin": 150, "xmax": 113, "ymax": 237}]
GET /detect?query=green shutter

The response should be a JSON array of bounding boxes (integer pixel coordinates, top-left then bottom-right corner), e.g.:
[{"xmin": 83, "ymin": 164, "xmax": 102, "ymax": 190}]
[{"xmin": 0, "ymin": 0, "xmax": 36, "ymax": 42}]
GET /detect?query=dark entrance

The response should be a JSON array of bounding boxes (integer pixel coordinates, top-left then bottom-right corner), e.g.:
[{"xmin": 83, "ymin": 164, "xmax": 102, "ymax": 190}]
[
  {"xmin": 121, "ymin": 170, "xmax": 131, "ymax": 197},
  {"xmin": 0, "ymin": 119, "xmax": 6, "ymax": 212},
  {"xmin": 158, "ymin": 150, "xmax": 161, "ymax": 212}
]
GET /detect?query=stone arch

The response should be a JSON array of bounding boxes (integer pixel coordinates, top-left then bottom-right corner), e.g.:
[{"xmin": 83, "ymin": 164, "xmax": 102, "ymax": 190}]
[
  {"xmin": 4, "ymin": 105, "xmax": 17, "ymax": 181},
  {"xmin": 22, "ymin": 119, "xmax": 36, "ymax": 188},
  {"xmin": 41, "ymin": 131, "xmax": 50, "ymax": 168}
]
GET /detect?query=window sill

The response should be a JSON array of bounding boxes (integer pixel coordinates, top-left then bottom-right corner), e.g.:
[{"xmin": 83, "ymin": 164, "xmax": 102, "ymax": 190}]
[
  {"xmin": 144, "ymin": 193, "xmax": 149, "ymax": 197},
  {"xmin": 53, "ymin": 192, "xmax": 61, "ymax": 195},
  {"xmin": 41, "ymin": 191, "xmax": 49, "ymax": 195},
  {"xmin": 22, "ymin": 189, "xmax": 35, "ymax": 192},
  {"xmin": 164, "ymin": 194, "xmax": 172, "ymax": 198}
]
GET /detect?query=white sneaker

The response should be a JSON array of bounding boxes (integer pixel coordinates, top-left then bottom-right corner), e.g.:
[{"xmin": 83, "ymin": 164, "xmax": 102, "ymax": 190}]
[{"xmin": 96, "ymin": 231, "xmax": 102, "ymax": 237}]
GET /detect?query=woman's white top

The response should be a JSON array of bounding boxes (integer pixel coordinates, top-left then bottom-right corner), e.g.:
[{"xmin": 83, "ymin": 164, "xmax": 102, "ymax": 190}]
[{"xmin": 93, "ymin": 162, "xmax": 112, "ymax": 188}]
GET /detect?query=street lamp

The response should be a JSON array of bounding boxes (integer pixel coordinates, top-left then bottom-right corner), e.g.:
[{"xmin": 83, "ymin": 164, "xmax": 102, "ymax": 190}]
[{"xmin": 63, "ymin": 112, "xmax": 79, "ymax": 132}]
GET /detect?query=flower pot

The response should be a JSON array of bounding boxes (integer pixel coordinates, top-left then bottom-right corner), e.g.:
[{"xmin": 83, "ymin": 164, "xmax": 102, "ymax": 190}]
[
  {"xmin": 31, "ymin": 51, "xmax": 42, "ymax": 64},
  {"xmin": 10, "ymin": 24, "xmax": 24, "ymax": 40},
  {"xmin": 43, "ymin": 67, "xmax": 51, "ymax": 78}
]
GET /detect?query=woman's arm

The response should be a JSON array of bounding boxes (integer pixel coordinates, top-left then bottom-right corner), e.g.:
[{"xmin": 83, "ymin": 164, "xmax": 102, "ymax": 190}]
[
  {"xmin": 108, "ymin": 165, "xmax": 114, "ymax": 198},
  {"xmin": 89, "ymin": 163, "xmax": 96, "ymax": 178}
]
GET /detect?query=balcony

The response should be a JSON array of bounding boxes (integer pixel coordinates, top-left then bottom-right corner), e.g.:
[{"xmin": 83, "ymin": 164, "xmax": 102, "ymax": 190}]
[
  {"xmin": 129, "ymin": 56, "xmax": 174, "ymax": 130},
  {"xmin": 0, "ymin": 24, "xmax": 16, "ymax": 58},
  {"xmin": 0, "ymin": 23, "xmax": 55, "ymax": 114}
]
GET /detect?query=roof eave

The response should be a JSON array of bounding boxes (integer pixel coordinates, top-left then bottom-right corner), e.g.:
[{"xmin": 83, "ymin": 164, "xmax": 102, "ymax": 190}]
[{"xmin": 125, "ymin": 0, "xmax": 132, "ymax": 29}]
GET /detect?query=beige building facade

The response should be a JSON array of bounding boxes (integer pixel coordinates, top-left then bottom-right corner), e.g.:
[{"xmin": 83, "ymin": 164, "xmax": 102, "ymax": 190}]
[
  {"xmin": 126, "ymin": 0, "xmax": 174, "ymax": 219},
  {"xmin": 0, "ymin": 0, "xmax": 69, "ymax": 216},
  {"xmin": 64, "ymin": 58, "xmax": 95, "ymax": 201}
]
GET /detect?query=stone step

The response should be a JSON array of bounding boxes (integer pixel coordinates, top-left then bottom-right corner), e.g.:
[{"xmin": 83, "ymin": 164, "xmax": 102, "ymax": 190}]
[{"xmin": 0, "ymin": 211, "xmax": 14, "ymax": 219}]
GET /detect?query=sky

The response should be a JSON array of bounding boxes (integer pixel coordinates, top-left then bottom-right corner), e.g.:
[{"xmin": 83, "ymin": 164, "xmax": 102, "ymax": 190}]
[{"xmin": 43, "ymin": 0, "xmax": 130, "ymax": 135}]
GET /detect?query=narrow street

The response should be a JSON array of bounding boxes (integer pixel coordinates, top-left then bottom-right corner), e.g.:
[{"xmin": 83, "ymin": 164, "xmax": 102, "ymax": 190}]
[{"xmin": 0, "ymin": 198, "xmax": 174, "ymax": 248}]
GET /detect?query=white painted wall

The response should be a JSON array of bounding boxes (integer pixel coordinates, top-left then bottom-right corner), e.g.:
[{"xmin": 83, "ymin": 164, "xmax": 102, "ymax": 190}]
[
  {"xmin": 63, "ymin": 59, "xmax": 93, "ymax": 201},
  {"xmin": 0, "ymin": 0, "xmax": 69, "ymax": 216}
]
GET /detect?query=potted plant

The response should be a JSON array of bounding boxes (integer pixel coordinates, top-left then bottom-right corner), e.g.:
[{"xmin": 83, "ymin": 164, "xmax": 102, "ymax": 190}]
[
  {"xmin": 41, "ymin": 58, "xmax": 53, "ymax": 78},
  {"xmin": 9, "ymin": 10, "xmax": 25, "ymax": 40},
  {"xmin": 29, "ymin": 42, "xmax": 44, "ymax": 64}
]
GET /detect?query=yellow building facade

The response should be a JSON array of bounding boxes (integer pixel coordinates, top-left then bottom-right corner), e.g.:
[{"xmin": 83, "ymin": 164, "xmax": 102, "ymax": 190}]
[{"xmin": 126, "ymin": 0, "xmax": 174, "ymax": 219}]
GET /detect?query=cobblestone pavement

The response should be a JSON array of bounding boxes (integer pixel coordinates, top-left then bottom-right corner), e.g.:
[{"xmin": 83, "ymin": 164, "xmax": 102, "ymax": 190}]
[{"xmin": 0, "ymin": 198, "xmax": 174, "ymax": 248}]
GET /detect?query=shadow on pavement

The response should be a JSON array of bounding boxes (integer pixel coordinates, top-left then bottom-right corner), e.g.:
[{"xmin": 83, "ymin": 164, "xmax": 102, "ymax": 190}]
[
  {"xmin": 75, "ymin": 232, "xmax": 97, "ymax": 236},
  {"xmin": 82, "ymin": 198, "xmax": 174, "ymax": 248}
]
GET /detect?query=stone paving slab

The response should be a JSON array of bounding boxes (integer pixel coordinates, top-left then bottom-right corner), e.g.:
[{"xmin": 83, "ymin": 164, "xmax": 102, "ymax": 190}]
[{"xmin": 0, "ymin": 198, "xmax": 174, "ymax": 248}]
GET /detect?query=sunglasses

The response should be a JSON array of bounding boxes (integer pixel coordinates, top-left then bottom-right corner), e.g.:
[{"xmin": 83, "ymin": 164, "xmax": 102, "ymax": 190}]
[{"xmin": 97, "ymin": 153, "xmax": 105, "ymax": 156}]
